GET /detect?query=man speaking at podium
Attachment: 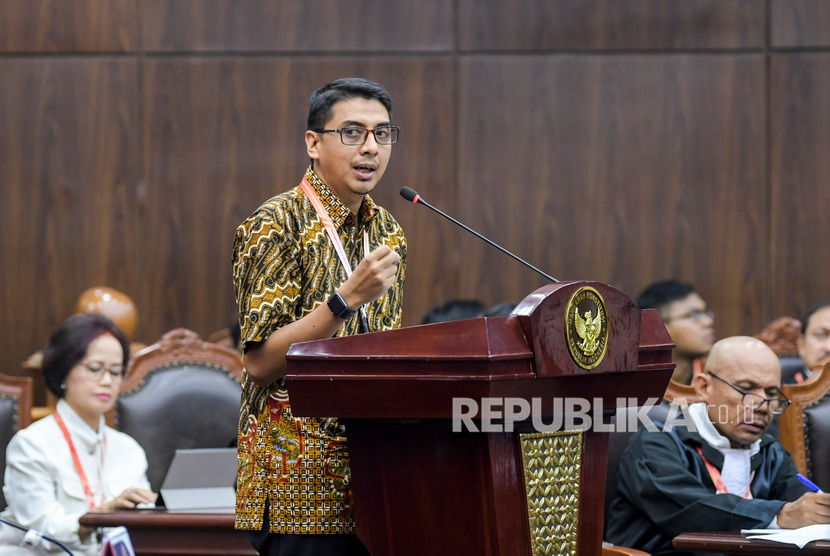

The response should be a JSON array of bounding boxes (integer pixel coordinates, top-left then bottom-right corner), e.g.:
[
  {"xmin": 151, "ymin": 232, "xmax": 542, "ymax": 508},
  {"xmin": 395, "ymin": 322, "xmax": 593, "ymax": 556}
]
[{"xmin": 231, "ymin": 78, "xmax": 406, "ymax": 555}]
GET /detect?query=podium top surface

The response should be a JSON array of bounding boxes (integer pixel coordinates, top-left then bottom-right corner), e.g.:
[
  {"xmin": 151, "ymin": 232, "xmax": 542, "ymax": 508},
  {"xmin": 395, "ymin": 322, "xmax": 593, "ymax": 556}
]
[{"xmin": 285, "ymin": 281, "xmax": 675, "ymax": 418}]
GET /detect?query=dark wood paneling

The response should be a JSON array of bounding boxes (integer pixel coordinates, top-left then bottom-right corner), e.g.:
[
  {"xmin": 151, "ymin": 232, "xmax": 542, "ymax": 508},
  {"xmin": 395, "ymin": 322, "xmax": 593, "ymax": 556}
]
[
  {"xmin": 142, "ymin": 0, "xmax": 453, "ymax": 52},
  {"xmin": 141, "ymin": 58, "xmax": 296, "ymax": 342},
  {"xmin": 772, "ymin": 0, "xmax": 830, "ymax": 48},
  {"xmin": 141, "ymin": 58, "xmax": 455, "ymax": 337},
  {"xmin": 0, "ymin": 0, "xmax": 136, "ymax": 52},
  {"xmin": 458, "ymin": 0, "xmax": 765, "ymax": 51},
  {"xmin": 458, "ymin": 55, "xmax": 767, "ymax": 338},
  {"xmin": 0, "ymin": 59, "xmax": 140, "ymax": 403},
  {"xmin": 362, "ymin": 59, "xmax": 460, "ymax": 326},
  {"xmin": 770, "ymin": 54, "xmax": 830, "ymax": 320},
  {"xmin": 4, "ymin": 1, "xmax": 830, "ymax": 412}
]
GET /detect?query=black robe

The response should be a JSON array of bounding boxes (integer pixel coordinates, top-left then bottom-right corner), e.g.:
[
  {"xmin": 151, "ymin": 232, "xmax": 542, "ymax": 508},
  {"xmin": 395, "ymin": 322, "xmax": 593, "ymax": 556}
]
[{"xmin": 605, "ymin": 424, "xmax": 809, "ymax": 555}]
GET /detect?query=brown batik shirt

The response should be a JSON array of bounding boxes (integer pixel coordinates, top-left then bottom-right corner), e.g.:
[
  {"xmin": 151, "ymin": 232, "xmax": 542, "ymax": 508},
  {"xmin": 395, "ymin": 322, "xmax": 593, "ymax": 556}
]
[{"xmin": 232, "ymin": 167, "xmax": 406, "ymax": 533}]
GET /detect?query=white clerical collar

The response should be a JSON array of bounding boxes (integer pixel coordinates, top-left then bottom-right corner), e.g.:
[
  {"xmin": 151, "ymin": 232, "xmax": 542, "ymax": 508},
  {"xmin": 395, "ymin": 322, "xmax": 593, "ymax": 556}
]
[
  {"xmin": 688, "ymin": 402, "xmax": 760, "ymax": 453},
  {"xmin": 688, "ymin": 402, "xmax": 758, "ymax": 496}
]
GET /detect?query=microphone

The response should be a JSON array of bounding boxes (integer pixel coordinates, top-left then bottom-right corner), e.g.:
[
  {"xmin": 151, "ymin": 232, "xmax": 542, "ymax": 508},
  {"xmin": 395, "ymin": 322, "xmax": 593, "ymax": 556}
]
[{"xmin": 400, "ymin": 187, "xmax": 558, "ymax": 283}]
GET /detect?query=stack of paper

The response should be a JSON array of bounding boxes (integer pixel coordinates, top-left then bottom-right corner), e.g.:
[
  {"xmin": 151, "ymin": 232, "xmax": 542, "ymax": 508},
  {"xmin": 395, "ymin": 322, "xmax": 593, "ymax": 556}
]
[{"xmin": 742, "ymin": 525, "xmax": 830, "ymax": 548}]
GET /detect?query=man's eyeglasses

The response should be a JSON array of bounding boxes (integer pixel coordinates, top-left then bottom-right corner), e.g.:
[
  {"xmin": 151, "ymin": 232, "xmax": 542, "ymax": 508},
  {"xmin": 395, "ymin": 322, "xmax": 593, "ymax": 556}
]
[
  {"xmin": 80, "ymin": 361, "xmax": 126, "ymax": 381},
  {"xmin": 313, "ymin": 126, "xmax": 400, "ymax": 145},
  {"xmin": 707, "ymin": 371, "xmax": 790, "ymax": 414},
  {"xmin": 664, "ymin": 308, "xmax": 714, "ymax": 324}
]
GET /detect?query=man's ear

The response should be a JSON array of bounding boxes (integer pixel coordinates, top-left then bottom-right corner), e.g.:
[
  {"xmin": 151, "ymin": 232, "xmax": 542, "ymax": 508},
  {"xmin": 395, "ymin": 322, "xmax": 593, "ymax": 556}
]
[
  {"xmin": 305, "ymin": 130, "xmax": 321, "ymax": 161},
  {"xmin": 796, "ymin": 334, "xmax": 806, "ymax": 360},
  {"xmin": 693, "ymin": 372, "xmax": 712, "ymax": 402}
]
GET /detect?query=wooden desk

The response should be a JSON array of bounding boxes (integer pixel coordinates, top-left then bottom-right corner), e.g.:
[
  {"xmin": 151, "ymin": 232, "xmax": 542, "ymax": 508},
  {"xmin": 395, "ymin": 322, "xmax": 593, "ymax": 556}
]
[
  {"xmin": 673, "ymin": 531, "xmax": 830, "ymax": 554},
  {"xmin": 79, "ymin": 510, "xmax": 256, "ymax": 555}
]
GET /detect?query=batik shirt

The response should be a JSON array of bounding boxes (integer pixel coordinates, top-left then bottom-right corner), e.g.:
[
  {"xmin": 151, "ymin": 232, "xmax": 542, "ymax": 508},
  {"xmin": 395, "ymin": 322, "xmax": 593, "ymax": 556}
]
[{"xmin": 232, "ymin": 166, "xmax": 406, "ymax": 533}]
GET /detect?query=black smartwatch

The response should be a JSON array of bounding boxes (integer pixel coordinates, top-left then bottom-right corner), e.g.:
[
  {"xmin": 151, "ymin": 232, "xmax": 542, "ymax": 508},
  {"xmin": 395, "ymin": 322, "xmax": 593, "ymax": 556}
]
[{"xmin": 327, "ymin": 292, "xmax": 355, "ymax": 320}]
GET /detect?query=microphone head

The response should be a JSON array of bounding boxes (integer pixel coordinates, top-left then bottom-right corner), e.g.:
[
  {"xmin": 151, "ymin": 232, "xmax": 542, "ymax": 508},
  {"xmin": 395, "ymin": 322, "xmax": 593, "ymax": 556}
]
[{"xmin": 400, "ymin": 186, "xmax": 420, "ymax": 203}]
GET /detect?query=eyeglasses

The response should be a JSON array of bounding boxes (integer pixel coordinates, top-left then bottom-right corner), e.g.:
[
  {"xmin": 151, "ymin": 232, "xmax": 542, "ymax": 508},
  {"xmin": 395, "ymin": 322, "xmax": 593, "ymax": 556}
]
[
  {"xmin": 313, "ymin": 125, "xmax": 400, "ymax": 145},
  {"xmin": 707, "ymin": 371, "xmax": 790, "ymax": 414},
  {"xmin": 80, "ymin": 361, "xmax": 126, "ymax": 381},
  {"xmin": 664, "ymin": 308, "xmax": 714, "ymax": 324}
]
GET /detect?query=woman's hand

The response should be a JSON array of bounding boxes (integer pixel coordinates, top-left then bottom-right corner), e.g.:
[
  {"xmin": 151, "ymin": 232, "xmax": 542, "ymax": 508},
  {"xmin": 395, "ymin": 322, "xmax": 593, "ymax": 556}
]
[
  {"xmin": 80, "ymin": 488, "xmax": 159, "ymax": 538},
  {"xmin": 101, "ymin": 487, "xmax": 158, "ymax": 511}
]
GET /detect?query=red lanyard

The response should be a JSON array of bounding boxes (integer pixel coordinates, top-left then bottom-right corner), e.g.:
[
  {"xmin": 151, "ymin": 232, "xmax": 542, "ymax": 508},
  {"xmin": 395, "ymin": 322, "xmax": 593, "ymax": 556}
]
[
  {"xmin": 300, "ymin": 177, "xmax": 370, "ymax": 324},
  {"xmin": 300, "ymin": 177, "xmax": 369, "ymax": 277},
  {"xmin": 54, "ymin": 411, "xmax": 104, "ymax": 509},
  {"xmin": 696, "ymin": 445, "xmax": 751, "ymax": 498}
]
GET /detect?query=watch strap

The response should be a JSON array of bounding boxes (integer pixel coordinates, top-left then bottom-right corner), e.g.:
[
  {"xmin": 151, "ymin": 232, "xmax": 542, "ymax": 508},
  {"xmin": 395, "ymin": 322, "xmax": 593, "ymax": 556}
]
[{"xmin": 327, "ymin": 292, "xmax": 355, "ymax": 320}]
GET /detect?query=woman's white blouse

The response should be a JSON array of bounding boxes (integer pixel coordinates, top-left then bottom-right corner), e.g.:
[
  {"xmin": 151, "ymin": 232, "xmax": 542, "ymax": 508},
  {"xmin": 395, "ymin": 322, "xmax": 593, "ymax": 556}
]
[{"xmin": 0, "ymin": 399, "xmax": 150, "ymax": 555}]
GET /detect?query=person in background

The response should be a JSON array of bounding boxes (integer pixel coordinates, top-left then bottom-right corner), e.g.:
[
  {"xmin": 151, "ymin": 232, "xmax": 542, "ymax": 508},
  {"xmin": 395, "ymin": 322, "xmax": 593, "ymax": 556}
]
[
  {"xmin": 419, "ymin": 298, "xmax": 486, "ymax": 324},
  {"xmin": 233, "ymin": 77, "xmax": 405, "ymax": 555},
  {"xmin": 636, "ymin": 280, "xmax": 716, "ymax": 385},
  {"xmin": 793, "ymin": 299, "xmax": 830, "ymax": 383},
  {"xmin": 23, "ymin": 287, "xmax": 145, "ymax": 386},
  {"xmin": 484, "ymin": 301, "xmax": 517, "ymax": 317},
  {"xmin": 0, "ymin": 313, "xmax": 156, "ymax": 556},
  {"xmin": 606, "ymin": 336, "xmax": 830, "ymax": 555}
]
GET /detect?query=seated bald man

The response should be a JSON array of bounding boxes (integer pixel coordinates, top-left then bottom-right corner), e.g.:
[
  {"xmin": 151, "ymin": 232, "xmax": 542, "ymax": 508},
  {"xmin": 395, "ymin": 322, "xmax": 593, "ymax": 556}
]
[{"xmin": 606, "ymin": 336, "xmax": 830, "ymax": 555}]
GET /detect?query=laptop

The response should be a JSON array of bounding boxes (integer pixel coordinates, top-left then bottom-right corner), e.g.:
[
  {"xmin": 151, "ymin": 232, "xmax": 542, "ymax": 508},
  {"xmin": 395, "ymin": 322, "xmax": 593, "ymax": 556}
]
[{"xmin": 156, "ymin": 447, "xmax": 237, "ymax": 513}]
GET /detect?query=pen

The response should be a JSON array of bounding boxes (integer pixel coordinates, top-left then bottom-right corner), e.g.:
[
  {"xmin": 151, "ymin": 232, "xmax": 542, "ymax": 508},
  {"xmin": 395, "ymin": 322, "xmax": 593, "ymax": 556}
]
[{"xmin": 797, "ymin": 473, "xmax": 823, "ymax": 493}]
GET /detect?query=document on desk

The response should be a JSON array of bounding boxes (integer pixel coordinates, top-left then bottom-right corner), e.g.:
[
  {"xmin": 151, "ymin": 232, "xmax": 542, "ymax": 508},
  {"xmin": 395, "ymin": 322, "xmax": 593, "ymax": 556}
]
[{"xmin": 742, "ymin": 524, "xmax": 830, "ymax": 548}]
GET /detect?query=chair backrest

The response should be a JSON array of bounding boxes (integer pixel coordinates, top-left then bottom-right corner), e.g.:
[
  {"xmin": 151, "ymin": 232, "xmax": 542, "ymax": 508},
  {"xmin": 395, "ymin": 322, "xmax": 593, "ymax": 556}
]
[
  {"xmin": 207, "ymin": 326, "xmax": 235, "ymax": 350},
  {"xmin": 603, "ymin": 374, "xmax": 698, "ymax": 535},
  {"xmin": 111, "ymin": 328, "xmax": 243, "ymax": 492},
  {"xmin": 0, "ymin": 373, "xmax": 33, "ymax": 509},
  {"xmin": 755, "ymin": 316, "xmax": 808, "ymax": 385},
  {"xmin": 603, "ymin": 402, "xmax": 671, "ymax": 538},
  {"xmin": 663, "ymin": 379, "xmax": 699, "ymax": 406},
  {"xmin": 779, "ymin": 364, "xmax": 830, "ymax": 491},
  {"xmin": 755, "ymin": 316, "xmax": 802, "ymax": 356}
]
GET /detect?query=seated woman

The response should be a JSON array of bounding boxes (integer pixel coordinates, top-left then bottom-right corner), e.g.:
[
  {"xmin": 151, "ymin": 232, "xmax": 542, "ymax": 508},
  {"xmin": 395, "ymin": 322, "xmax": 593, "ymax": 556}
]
[{"xmin": 0, "ymin": 313, "xmax": 157, "ymax": 555}]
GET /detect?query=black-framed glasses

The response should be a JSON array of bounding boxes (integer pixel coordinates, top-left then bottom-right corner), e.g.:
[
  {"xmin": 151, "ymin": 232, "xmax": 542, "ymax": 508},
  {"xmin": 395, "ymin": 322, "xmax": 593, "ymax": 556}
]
[
  {"xmin": 80, "ymin": 361, "xmax": 126, "ymax": 381},
  {"xmin": 664, "ymin": 308, "xmax": 714, "ymax": 324},
  {"xmin": 313, "ymin": 125, "xmax": 400, "ymax": 145},
  {"xmin": 707, "ymin": 371, "xmax": 790, "ymax": 414}
]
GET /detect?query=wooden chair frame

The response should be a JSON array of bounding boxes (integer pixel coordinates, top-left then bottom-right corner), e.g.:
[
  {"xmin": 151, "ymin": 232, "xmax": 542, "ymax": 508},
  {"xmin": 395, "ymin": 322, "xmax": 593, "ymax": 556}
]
[
  {"xmin": 122, "ymin": 328, "xmax": 242, "ymax": 388},
  {"xmin": 0, "ymin": 372, "xmax": 33, "ymax": 430},
  {"xmin": 755, "ymin": 316, "xmax": 802, "ymax": 356},
  {"xmin": 663, "ymin": 379, "xmax": 699, "ymax": 406},
  {"xmin": 107, "ymin": 328, "xmax": 243, "ymax": 427},
  {"xmin": 1, "ymin": 372, "xmax": 33, "ymax": 509},
  {"xmin": 779, "ymin": 363, "xmax": 830, "ymax": 475}
]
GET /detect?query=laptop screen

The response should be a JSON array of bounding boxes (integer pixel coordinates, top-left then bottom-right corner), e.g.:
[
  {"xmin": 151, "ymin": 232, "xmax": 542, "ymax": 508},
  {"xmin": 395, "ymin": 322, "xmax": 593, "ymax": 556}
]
[{"xmin": 157, "ymin": 447, "xmax": 238, "ymax": 512}]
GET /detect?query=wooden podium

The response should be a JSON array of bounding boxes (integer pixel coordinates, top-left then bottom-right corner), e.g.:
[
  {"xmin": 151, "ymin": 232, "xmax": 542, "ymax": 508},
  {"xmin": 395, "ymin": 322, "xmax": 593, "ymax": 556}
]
[{"xmin": 286, "ymin": 281, "xmax": 674, "ymax": 556}]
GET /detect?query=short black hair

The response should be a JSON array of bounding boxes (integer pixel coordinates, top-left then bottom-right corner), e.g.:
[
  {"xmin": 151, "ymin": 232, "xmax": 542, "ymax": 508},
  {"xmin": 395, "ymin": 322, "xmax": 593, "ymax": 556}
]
[
  {"xmin": 801, "ymin": 299, "xmax": 830, "ymax": 334},
  {"xmin": 636, "ymin": 280, "xmax": 696, "ymax": 318},
  {"xmin": 307, "ymin": 77, "xmax": 392, "ymax": 131},
  {"xmin": 484, "ymin": 302, "xmax": 518, "ymax": 317},
  {"xmin": 42, "ymin": 313, "xmax": 130, "ymax": 398},
  {"xmin": 420, "ymin": 299, "xmax": 486, "ymax": 325}
]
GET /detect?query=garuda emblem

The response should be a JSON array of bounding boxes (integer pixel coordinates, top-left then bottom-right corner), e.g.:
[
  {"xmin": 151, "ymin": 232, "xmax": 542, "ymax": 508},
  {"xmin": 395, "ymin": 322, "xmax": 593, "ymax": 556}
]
[
  {"xmin": 575, "ymin": 310, "xmax": 602, "ymax": 356},
  {"xmin": 565, "ymin": 286, "xmax": 609, "ymax": 370}
]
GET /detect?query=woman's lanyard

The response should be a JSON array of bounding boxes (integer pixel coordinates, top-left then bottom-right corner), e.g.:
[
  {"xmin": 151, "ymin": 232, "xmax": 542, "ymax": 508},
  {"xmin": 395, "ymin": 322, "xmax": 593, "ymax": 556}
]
[
  {"xmin": 300, "ymin": 177, "xmax": 370, "ymax": 333},
  {"xmin": 695, "ymin": 445, "xmax": 751, "ymax": 498},
  {"xmin": 54, "ymin": 411, "xmax": 105, "ymax": 509}
]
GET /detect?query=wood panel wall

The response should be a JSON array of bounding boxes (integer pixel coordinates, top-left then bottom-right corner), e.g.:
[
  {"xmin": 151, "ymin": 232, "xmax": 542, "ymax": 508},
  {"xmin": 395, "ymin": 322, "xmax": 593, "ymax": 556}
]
[{"xmin": 1, "ymin": 1, "xmax": 829, "ymax": 404}]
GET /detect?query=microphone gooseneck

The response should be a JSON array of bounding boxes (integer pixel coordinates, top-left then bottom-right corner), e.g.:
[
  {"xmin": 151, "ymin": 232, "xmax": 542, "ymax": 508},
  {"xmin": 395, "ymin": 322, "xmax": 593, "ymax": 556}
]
[
  {"xmin": 399, "ymin": 187, "xmax": 558, "ymax": 283},
  {"xmin": 0, "ymin": 518, "xmax": 75, "ymax": 555}
]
